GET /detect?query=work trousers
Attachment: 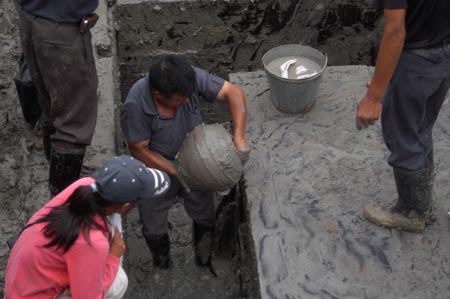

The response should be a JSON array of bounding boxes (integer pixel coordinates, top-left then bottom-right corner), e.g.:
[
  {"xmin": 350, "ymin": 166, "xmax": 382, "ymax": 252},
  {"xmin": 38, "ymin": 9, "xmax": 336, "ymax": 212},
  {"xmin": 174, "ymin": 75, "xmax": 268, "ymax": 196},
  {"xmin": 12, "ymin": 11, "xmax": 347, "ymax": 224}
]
[
  {"xmin": 381, "ymin": 41, "xmax": 450, "ymax": 171},
  {"xmin": 138, "ymin": 175, "xmax": 215, "ymax": 239},
  {"xmin": 18, "ymin": 9, "xmax": 98, "ymax": 152}
]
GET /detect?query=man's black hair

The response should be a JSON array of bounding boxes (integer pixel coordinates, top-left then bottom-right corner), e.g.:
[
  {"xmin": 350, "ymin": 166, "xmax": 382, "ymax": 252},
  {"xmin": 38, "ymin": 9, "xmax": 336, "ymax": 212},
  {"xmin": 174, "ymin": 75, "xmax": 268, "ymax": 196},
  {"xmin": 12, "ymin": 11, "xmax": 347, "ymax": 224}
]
[{"xmin": 148, "ymin": 55, "xmax": 196, "ymax": 98}]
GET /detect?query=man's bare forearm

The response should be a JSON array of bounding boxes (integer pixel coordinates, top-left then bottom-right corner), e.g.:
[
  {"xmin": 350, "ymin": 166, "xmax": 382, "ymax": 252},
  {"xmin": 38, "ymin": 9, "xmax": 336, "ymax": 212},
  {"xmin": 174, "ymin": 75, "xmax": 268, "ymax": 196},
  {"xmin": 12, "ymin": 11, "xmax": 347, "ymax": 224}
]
[
  {"xmin": 367, "ymin": 9, "xmax": 406, "ymax": 103},
  {"xmin": 129, "ymin": 144, "xmax": 177, "ymax": 176}
]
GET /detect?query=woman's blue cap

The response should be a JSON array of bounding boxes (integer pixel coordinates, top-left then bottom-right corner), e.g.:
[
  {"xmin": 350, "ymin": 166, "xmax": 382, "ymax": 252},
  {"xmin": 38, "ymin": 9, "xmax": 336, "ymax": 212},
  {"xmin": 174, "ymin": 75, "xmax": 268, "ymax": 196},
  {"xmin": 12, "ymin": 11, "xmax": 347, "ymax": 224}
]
[{"xmin": 95, "ymin": 155, "xmax": 170, "ymax": 203}]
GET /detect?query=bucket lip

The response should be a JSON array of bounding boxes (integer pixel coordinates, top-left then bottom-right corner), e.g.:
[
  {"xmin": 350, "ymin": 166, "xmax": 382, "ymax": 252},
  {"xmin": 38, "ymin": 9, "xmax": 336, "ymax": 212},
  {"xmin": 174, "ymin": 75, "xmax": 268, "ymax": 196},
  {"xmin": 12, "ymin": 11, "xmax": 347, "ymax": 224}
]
[{"xmin": 262, "ymin": 44, "xmax": 328, "ymax": 82}]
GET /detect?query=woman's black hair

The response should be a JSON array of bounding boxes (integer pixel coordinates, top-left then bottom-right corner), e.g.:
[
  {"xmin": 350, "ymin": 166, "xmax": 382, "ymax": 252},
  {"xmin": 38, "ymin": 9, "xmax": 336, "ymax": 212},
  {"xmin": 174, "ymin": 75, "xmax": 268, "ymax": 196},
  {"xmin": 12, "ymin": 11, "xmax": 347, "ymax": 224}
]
[
  {"xmin": 148, "ymin": 55, "xmax": 196, "ymax": 98},
  {"xmin": 27, "ymin": 184, "xmax": 121, "ymax": 253}
]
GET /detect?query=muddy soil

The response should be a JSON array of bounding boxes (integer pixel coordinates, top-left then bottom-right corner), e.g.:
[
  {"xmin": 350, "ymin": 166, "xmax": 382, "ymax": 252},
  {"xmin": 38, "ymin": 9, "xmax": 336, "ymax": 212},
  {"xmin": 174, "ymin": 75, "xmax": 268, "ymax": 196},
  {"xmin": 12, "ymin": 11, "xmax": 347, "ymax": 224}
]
[
  {"xmin": 116, "ymin": 0, "xmax": 382, "ymax": 125},
  {"xmin": 0, "ymin": 0, "xmax": 52, "ymax": 292},
  {"xmin": 0, "ymin": 0, "xmax": 383, "ymax": 298}
]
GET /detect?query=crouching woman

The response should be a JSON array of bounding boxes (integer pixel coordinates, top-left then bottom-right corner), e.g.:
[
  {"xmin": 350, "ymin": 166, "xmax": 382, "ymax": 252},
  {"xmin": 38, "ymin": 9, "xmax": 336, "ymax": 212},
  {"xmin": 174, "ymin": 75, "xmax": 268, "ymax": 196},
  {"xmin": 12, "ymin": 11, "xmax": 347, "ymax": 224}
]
[{"xmin": 4, "ymin": 155, "xmax": 170, "ymax": 299}]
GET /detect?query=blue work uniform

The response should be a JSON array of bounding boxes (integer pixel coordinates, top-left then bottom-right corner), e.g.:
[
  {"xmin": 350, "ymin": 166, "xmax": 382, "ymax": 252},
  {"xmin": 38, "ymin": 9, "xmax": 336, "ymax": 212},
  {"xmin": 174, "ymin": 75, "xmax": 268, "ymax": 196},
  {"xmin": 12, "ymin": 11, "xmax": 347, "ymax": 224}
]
[{"xmin": 120, "ymin": 67, "xmax": 225, "ymax": 238}]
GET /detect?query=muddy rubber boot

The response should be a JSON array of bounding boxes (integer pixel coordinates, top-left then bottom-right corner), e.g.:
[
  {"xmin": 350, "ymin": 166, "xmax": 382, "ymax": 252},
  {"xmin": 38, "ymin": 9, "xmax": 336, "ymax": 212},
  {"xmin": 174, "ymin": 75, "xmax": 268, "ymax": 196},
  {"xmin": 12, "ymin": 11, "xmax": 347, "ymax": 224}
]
[
  {"xmin": 49, "ymin": 149, "xmax": 85, "ymax": 196},
  {"xmin": 41, "ymin": 126, "xmax": 55, "ymax": 162},
  {"xmin": 42, "ymin": 133, "xmax": 51, "ymax": 162},
  {"xmin": 145, "ymin": 234, "xmax": 172, "ymax": 269},
  {"xmin": 14, "ymin": 78, "xmax": 41, "ymax": 129},
  {"xmin": 193, "ymin": 221, "xmax": 214, "ymax": 266},
  {"xmin": 363, "ymin": 167, "xmax": 433, "ymax": 233}
]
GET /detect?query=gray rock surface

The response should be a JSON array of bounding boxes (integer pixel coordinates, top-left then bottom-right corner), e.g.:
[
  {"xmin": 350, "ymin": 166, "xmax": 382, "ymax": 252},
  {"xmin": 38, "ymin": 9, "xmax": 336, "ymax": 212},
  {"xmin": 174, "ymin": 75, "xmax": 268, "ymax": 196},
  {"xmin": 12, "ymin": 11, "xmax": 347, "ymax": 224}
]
[{"xmin": 231, "ymin": 69, "xmax": 450, "ymax": 299}]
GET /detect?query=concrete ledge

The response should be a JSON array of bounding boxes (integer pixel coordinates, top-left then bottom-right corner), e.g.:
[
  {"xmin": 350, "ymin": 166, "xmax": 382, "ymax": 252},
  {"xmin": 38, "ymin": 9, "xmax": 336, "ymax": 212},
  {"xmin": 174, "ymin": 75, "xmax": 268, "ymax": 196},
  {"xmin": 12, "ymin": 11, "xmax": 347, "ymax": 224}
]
[{"xmin": 232, "ymin": 68, "xmax": 450, "ymax": 299}]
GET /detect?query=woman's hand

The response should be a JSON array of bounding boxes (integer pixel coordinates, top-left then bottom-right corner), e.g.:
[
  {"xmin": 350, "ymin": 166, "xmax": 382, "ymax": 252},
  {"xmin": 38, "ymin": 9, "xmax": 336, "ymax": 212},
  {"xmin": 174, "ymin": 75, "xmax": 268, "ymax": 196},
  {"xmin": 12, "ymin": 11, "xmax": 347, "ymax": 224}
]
[{"xmin": 109, "ymin": 226, "xmax": 126, "ymax": 258}]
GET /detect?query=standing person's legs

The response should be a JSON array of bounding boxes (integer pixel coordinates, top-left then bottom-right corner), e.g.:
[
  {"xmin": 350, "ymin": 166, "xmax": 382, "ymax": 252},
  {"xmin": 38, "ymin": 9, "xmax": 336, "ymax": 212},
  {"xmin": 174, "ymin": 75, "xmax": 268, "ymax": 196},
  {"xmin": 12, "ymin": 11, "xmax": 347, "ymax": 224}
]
[
  {"xmin": 382, "ymin": 50, "xmax": 450, "ymax": 171},
  {"xmin": 138, "ymin": 176, "xmax": 180, "ymax": 268},
  {"xmin": 364, "ymin": 47, "xmax": 450, "ymax": 232},
  {"xmin": 14, "ymin": 54, "xmax": 41, "ymax": 130},
  {"xmin": 19, "ymin": 10, "xmax": 98, "ymax": 196},
  {"xmin": 182, "ymin": 190, "xmax": 215, "ymax": 226},
  {"xmin": 182, "ymin": 189, "xmax": 215, "ymax": 267},
  {"xmin": 18, "ymin": 10, "xmax": 53, "ymax": 161}
]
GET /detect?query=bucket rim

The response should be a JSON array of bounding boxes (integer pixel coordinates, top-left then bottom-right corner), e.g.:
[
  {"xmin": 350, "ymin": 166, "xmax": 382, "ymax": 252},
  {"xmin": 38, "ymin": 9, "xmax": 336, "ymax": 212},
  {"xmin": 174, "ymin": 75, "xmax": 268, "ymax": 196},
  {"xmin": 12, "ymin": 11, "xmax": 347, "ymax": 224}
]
[{"xmin": 262, "ymin": 44, "xmax": 328, "ymax": 82}]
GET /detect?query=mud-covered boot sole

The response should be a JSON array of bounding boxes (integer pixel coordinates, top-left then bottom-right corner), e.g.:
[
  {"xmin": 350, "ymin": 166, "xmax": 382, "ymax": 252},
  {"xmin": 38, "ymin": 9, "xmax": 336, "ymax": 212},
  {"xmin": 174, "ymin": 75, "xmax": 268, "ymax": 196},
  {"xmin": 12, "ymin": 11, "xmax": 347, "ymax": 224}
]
[{"xmin": 363, "ymin": 203, "xmax": 425, "ymax": 233}]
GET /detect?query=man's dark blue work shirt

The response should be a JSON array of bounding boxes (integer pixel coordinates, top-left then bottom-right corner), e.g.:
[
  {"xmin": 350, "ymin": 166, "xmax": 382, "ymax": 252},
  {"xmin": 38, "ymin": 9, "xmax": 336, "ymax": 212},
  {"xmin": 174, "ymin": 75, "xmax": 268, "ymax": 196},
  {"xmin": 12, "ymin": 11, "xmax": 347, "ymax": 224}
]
[{"xmin": 120, "ymin": 67, "xmax": 225, "ymax": 160}]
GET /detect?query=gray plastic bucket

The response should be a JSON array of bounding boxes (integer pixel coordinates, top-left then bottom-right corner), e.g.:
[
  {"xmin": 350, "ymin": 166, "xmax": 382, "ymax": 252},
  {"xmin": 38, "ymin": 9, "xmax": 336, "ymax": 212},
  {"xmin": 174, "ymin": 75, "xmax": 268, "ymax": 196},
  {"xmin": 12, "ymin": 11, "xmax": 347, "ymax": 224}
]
[{"xmin": 262, "ymin": 44, "xmax": 327, "ymax": 114}]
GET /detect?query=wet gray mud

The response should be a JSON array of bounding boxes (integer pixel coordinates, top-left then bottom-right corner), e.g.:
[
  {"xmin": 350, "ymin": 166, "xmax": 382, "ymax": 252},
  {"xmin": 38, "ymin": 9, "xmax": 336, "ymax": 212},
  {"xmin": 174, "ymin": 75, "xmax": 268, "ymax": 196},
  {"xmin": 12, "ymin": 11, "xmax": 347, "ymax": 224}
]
[
  {"xmin": 233, "ymin": 69, "xmax": 450, "ymax": 298},
  {"xmin": 115, "ymin": 0, "xmax": 381, "ymax": 125},
  {"xmin": 1, "ymin": 0, "xmax": 386, "ymax": 298}
]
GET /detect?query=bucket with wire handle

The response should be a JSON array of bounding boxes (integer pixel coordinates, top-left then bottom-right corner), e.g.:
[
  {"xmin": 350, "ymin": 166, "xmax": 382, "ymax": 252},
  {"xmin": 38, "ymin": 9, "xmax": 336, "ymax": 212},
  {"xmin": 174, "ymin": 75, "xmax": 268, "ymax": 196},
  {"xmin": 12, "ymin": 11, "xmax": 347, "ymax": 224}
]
[{"xmin": 262, "ymin": 44, "xmax": 327, "ymax": 114}]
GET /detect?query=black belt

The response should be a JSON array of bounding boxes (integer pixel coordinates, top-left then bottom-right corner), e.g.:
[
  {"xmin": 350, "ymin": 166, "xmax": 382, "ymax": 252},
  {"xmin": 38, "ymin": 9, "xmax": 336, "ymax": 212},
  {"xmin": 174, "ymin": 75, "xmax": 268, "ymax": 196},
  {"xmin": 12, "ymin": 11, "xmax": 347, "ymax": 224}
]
[{"xmin": 23, "ymin": 10, "xmax": 98, "ymax": 33}]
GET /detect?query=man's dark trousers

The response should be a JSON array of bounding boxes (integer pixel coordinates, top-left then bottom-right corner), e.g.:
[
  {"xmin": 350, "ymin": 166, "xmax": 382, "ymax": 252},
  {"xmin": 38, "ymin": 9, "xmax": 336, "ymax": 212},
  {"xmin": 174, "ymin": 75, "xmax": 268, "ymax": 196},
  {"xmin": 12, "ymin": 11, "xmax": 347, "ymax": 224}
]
[
  {"xmin": 18, "ymin": 9, "xmax": 98, "ymax": 195},
  {"xmin": 381, "ymin": 42, "xmax": 450, "ymax": 171},
  {"xmin": 18, "ymin": 9, "xmax": 98, "ymax": 152}
]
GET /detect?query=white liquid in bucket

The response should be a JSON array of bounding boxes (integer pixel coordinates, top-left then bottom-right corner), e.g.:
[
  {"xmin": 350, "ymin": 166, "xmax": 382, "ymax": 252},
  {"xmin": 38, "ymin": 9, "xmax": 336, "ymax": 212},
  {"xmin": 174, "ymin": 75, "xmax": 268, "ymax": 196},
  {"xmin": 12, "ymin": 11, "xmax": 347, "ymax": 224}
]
[{"xmin": 266, "ymin": 56, "xmax": 321, "ymax": 80}]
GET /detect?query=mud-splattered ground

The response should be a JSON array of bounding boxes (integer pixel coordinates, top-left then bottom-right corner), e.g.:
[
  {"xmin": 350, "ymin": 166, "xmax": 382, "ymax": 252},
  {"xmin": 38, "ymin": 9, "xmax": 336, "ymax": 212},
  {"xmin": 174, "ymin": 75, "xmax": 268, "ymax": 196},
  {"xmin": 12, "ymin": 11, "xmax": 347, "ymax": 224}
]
[
  {"xmin": 0, "ymin": 0, "xmax": 51, "ymax": 292},
  {"xmin": 234, "ymin": 69, "xmax": 450, "ymax": 299},
  {"xmin": 0, "ymin": 0, "xmax": 384, "ymax": 298},
  {"xmin": 0, "ymin": 0, "xmax": 247, "ymax": 297}
]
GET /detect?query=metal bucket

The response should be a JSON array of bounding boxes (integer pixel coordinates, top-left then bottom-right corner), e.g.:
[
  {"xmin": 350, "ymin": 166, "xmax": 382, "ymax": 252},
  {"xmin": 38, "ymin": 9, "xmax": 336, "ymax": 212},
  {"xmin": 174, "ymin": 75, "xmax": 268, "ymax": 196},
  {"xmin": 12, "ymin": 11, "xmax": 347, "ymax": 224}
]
[
  {"xmin": 174, "ymin": 123, "xmax": 243, "ymax": 192},
  {"xmin": 262, "ymin": 44, "xmax": 327, "ymax": 114}
]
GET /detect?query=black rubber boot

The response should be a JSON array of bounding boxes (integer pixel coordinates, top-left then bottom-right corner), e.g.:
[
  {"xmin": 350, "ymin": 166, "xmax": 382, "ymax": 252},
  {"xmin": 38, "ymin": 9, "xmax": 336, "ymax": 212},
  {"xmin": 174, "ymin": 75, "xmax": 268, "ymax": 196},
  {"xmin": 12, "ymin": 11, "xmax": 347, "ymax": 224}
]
[
  {"xmin": 14, "ymin": 78, "xmax": 41, "ymax": 129},
  {"xmin": 49, "ymin": 149, "xmax": 85, "ymax": 196},
  {"xmin": 363, "ymin": 167, "xmax": 433, "ymax": 233},
  {"xmin": 193, "ymin": 221, "xmax": 214, "ymax": 267},
  {"xmin": 145, "ymin": 233, "xmax": 172, "ymax": 269},
  {"xmin": 41, "ymin": 126, "xmax": 55, "ymax": 162}
]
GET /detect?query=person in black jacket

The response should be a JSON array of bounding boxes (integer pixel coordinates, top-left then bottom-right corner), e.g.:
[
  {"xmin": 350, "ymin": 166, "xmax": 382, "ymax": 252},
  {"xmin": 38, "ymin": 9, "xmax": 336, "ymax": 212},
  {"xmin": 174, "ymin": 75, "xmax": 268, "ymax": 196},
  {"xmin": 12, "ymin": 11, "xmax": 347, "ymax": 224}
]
[{"xmin": 356, "ymin": 0, "xmax": 450, "ymax": 232}]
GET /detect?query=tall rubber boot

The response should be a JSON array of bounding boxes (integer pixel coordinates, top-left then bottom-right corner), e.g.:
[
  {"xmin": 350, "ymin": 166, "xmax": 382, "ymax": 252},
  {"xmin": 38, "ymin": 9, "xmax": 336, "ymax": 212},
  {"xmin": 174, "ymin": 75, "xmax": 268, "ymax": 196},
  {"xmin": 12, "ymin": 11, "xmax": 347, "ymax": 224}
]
[
  {"xmin": 42, "ymin": 132, "xmax": 52, "ymax": 162},
  {"xmin": 49, "ymin": 149, "xmax": 85, "ymax": 196},
  {"xmin": 41, "ymin": 126, "xmax": 55, "ymax": 162},
  {"xmin": 14, "ymin": 78, "xmax": 41, "ymax": 129},
  {"xmin": 363, "ymin": 167, "xmax": 433, "ymax": 233},
  {"xmin": 144, "ymin": 233, "xmax": 172, "ymax": 269},
  {"xmin": 193, "ymin": 221, "xmax": 215, "ymax": 270}
]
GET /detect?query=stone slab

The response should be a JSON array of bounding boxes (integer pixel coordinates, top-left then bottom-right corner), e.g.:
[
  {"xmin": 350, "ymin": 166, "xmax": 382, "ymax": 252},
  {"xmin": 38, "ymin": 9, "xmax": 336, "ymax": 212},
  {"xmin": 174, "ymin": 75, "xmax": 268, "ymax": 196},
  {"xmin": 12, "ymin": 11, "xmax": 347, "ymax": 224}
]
[{"xmin": 231, "ymin": 68, "xmax": 450, "ymax": 299}]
